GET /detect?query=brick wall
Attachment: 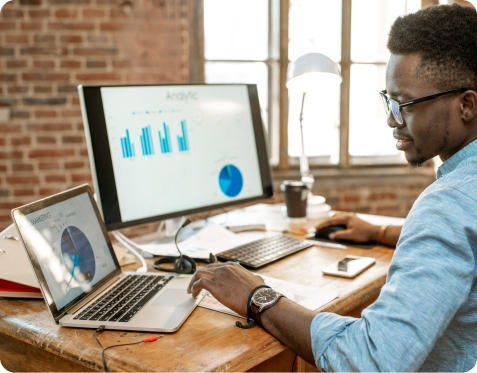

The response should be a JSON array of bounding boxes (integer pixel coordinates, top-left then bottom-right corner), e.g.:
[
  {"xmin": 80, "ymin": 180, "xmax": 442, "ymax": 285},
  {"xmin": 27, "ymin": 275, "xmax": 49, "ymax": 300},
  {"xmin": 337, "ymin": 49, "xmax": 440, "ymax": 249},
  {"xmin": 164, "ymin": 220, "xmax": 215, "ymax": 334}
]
[{"xmin": 0, "ymin": 0, "xmax": 191, "ymax": 231}]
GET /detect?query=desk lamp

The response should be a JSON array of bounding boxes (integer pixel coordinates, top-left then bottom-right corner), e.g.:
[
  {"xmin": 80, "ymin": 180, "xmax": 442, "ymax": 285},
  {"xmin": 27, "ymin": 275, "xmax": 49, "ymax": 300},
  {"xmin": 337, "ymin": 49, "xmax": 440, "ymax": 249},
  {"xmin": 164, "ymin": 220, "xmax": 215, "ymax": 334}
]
[{"xmin": 286, "ymin": 53, "xmax": 342, "ymax": 196}]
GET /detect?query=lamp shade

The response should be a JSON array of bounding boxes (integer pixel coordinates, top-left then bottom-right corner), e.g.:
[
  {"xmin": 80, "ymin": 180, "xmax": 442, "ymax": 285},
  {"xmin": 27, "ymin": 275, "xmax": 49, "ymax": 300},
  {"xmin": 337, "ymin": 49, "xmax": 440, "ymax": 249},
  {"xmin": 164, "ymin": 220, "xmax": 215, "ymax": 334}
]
[{"xmin": 286, "ymin": 53, "xmax": 342, "ymax": 91}]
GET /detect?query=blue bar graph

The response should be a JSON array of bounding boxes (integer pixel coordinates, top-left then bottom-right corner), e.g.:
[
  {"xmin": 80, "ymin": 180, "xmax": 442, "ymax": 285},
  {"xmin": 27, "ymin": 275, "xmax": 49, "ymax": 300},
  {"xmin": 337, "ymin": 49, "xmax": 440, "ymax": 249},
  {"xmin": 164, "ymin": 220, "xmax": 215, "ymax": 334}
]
[
  {"xmin": 140, "ymin": 125, "xmax": 154, "ymax": 156},
  {"xmin": 120, "ymin": 130, "xmax": 135, "ymax": 158},
  {"xmin": 177, "ymin": 120, "xmax": 189, "ymax": 152},
  {"xmin": 158, "ymin": 123, "xmax": 172, "ymax": 154}
]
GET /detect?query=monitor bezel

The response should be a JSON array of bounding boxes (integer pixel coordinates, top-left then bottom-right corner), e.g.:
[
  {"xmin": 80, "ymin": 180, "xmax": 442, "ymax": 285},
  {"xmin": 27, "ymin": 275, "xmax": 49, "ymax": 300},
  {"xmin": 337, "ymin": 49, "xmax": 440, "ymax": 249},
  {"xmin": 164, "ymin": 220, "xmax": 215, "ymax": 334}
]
[
  {"xmin": 11, "ymin": 184, "xmax": 122, "ymax": 324},
  {"xmin": 79, "ymin": 83, "xmax": 274, "ymax": 231}
]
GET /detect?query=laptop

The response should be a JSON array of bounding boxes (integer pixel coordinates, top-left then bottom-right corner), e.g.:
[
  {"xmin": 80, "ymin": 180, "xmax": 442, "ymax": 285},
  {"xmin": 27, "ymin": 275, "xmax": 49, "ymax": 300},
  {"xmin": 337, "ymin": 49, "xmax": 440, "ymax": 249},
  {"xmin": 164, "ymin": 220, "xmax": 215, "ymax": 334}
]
[{"xmin": 11, "ymin": 184, "xmax": 204, "ymax": 332}]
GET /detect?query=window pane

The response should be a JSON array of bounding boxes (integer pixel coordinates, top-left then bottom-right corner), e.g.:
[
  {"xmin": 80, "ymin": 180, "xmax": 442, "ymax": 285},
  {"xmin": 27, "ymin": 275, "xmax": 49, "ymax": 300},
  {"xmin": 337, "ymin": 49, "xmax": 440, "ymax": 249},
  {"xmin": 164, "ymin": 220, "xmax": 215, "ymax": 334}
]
[
  {"xmin": 288, "ymin": 0, "xmax": 342, "ymax": 63},
  {"xmin": 349, "ymin": 64, "xmax": 403, "ymax": 158},
  {"xmin": 204, "ymin": 0, "xmax": 268, "ymax": 61},
  {"xmin": 205, "ymin": 62, "xmax": 269, "ymax": 128},
  {"xmin": 287, "ymin": 85, "xmax": 340, "ymax": 163},
  {"xmin": 351, "ymin": 0, "xmax": 409, "ymax": 63}
]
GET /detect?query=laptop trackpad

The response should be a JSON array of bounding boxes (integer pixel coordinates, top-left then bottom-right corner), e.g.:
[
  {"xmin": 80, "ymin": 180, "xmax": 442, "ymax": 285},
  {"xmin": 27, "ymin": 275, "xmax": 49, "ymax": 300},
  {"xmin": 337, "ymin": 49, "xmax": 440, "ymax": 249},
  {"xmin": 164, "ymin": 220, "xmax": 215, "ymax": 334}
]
[{"xmin": 151, "ymin": 289, "xmax": 196, "ymax": 308}]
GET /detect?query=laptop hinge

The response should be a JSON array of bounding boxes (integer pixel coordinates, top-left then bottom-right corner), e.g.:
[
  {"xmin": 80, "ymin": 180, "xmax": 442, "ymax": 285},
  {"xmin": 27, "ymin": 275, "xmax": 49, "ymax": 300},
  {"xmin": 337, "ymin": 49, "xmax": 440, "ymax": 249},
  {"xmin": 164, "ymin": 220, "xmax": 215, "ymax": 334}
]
[{"xmin": 66, "ymin": 275, "xmax": 121, "ymax": 315}]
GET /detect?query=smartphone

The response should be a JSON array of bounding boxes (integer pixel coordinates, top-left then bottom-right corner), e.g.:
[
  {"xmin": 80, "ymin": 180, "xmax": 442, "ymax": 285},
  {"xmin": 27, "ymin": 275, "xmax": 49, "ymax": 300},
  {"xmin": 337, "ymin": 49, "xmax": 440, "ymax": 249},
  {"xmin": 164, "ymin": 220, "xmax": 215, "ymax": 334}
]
[{"xmin": 322, "ymin": 255, "xmax": 376, "ymax": 278}]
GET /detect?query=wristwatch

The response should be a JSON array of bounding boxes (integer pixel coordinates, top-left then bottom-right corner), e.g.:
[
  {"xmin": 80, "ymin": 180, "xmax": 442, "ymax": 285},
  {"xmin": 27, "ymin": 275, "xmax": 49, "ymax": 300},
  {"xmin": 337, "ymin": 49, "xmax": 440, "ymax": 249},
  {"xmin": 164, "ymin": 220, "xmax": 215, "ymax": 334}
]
[{"xmin": 250, "ymin": 287, "xmax": 285, "ymax": 326}]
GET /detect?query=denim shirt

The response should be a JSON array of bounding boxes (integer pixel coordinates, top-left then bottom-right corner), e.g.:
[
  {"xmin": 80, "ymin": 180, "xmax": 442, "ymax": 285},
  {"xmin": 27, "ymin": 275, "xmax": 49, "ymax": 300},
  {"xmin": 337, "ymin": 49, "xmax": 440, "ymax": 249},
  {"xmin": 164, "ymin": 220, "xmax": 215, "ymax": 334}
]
[{"xmin": 311, "ymin": 139, "xmax": 477, "ymax": 372}]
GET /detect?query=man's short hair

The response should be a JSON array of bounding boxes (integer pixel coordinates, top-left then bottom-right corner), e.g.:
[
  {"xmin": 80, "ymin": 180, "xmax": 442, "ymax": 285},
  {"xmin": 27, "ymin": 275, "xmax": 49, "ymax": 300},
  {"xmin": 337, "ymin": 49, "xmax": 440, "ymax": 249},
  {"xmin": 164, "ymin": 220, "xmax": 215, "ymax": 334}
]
[{"xmin": 387, "ymin": 4, "xmax": 477, "ymax": 91}]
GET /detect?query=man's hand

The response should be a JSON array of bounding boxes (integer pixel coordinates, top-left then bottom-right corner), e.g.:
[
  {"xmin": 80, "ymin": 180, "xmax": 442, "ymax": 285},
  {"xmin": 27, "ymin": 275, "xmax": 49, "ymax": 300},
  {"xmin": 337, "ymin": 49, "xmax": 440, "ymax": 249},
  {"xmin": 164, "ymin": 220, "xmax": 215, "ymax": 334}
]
[
  {"xmin": 316, "ymin": 212, "xmax": 381, "ymax": 243},
  {"xmin": 187, "ymin": 262, "xmax": 264, "ymax": 316}
]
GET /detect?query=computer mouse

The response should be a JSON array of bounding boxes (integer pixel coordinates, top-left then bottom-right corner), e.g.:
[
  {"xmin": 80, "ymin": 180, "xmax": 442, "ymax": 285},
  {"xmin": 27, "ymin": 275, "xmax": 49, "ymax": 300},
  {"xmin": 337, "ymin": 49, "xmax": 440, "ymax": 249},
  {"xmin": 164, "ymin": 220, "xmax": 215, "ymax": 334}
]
[{"xmin": 315, "ymin": 224, "xmax": 347, "ymax": 240}]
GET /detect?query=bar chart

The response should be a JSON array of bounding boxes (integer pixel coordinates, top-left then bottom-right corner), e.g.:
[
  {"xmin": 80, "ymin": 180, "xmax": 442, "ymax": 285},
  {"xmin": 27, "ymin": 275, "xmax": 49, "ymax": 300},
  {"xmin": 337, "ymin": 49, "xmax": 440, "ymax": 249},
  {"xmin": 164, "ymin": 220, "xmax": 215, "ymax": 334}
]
[
  {"xmin": 158, "ymin": 123, "xmax": 173, "ymax": 154},
  {"xmin": 140, "ymin": 125, "xmax": 154, "ymax": 156},
  {"xmin": 177, "ymin": 120, "xmax": 190, "ymax": 152},
  {"xmin": 120, "ymin": 130, "xmax": 136, "ymax": 158}
]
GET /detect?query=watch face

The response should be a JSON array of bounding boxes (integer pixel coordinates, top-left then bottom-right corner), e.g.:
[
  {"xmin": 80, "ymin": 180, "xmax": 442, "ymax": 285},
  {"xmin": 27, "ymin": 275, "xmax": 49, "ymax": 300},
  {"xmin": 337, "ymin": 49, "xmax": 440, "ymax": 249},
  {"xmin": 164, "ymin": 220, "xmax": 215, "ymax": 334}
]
[{"xmin": 252, "ymin": 288, "xmax": 278, "ymax": 306}]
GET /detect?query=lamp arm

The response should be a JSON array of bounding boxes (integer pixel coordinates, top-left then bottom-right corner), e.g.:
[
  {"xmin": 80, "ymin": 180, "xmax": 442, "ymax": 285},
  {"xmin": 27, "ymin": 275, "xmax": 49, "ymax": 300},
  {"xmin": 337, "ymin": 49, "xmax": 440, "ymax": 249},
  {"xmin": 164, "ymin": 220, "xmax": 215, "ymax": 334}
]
[{"xmin": 299, "ymin": 92, "xmax": 310, "ymax": 177}]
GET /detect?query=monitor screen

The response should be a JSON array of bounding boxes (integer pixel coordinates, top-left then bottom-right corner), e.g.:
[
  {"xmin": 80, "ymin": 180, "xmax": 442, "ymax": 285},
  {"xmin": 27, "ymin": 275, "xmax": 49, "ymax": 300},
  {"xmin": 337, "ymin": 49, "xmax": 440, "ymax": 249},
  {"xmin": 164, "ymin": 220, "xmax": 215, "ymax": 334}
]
[{"xmin": 79, "ymin": 84, "xmax": 273, "ymax": 230}]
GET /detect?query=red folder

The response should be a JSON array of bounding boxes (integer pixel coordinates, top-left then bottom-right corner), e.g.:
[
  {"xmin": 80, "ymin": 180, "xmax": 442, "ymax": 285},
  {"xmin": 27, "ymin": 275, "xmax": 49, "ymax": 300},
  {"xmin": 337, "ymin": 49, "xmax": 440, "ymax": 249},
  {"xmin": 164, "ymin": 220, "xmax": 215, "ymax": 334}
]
[{"xmin": 0, "ymin": 279, "xmax": 42, "ymax": 298}]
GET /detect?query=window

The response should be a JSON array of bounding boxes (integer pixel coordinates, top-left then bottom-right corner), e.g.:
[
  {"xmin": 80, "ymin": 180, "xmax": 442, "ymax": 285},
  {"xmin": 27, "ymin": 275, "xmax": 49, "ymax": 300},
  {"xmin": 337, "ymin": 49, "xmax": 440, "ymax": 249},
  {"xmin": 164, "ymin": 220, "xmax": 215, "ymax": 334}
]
[{"xmin": 203, "ymin": 0, "xmax": 426, "ymax": 170}]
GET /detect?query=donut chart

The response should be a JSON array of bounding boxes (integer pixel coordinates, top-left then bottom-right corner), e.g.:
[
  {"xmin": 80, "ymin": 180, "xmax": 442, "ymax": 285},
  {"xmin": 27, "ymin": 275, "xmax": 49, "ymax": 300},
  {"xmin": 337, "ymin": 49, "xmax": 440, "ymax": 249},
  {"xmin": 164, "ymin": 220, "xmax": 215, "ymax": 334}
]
[
  {"xmin": 219, "ymin": 165, "xmax": 243, "ymax": 197},
  {"xmin": 61, "ymin": 226, "xmax": 95, "ymax": 284}
]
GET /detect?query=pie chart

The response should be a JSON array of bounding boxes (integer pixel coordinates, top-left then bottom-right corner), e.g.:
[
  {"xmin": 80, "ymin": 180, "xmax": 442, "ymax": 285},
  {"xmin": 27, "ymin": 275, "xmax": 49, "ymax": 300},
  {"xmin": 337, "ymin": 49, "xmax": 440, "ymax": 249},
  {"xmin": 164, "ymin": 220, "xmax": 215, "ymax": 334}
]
[
  {"xmin": 219, "ymin": 164, "xmax": 243, "ymax": 197},
  {"xmin": 61, "ymin": 226, "xmax": 95, "ymax": 284}
]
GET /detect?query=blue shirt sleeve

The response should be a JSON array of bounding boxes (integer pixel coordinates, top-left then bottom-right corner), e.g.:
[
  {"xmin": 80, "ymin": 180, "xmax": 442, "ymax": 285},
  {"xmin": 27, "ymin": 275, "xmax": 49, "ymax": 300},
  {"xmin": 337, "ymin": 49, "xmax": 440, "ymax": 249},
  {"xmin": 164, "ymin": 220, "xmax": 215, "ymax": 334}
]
[{"xmin": 310, "ymin": 187, "xmax": 477, "ymax": 372}]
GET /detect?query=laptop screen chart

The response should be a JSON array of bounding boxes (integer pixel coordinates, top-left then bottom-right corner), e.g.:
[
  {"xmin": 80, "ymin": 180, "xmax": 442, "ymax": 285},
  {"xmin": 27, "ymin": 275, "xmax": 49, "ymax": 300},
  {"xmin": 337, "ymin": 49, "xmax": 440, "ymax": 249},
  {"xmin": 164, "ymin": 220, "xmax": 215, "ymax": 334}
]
[
  {"xmin": 61, "ymin": 226, "xmax": 95, "ymax": 285},
  {"xmin": 25, "ymin": 193, "xmax": 116, "ymax": 310}
]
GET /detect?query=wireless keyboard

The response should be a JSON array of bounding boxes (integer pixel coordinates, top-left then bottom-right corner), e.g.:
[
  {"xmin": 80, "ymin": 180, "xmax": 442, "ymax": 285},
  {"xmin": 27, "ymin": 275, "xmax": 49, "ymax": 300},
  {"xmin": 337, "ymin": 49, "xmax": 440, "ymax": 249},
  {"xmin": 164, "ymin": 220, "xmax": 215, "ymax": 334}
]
[{"xmin": 217, "ymin": 235, "xmax": 314, "ymax": 269}]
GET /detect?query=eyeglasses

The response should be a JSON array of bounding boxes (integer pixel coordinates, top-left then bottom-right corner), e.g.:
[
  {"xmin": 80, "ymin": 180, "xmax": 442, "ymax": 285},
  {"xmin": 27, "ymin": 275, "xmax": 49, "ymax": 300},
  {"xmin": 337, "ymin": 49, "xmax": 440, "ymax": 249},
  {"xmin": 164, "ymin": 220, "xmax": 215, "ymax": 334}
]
[{"xmin": 379, "ymin": 88, "xmax": 469, "ymax": 124}]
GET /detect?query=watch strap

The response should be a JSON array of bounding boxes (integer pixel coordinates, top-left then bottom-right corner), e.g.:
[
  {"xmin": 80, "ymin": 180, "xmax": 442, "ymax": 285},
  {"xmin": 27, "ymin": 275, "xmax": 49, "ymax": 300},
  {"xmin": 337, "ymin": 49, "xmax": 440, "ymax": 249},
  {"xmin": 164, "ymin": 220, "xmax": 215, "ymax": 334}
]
[
  {"xmin": 235, "ymin": 285, "xmax": 271, "ymax": 329},
  {"xmin": 250, "ymin": 292, "xmax": 285, "ymax": 326}
]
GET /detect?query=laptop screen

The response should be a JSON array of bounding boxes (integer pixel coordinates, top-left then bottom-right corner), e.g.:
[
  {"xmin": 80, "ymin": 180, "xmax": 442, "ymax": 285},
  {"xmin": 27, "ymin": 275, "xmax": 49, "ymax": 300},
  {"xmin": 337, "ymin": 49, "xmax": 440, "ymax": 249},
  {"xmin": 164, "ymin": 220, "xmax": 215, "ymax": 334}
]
[{"xmin": 21, "ymin": 192, "xmax": 117, "ymax": 310}]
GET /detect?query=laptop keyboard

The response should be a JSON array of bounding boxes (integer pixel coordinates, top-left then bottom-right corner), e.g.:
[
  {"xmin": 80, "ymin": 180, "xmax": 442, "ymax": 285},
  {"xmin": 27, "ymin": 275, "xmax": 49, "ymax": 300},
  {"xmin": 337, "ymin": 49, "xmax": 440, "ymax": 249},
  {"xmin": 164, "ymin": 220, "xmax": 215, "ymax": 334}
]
[
  {"xmin": 216, "ymin": 235, "xmax": 314, "ymax": 269},
  {"xmin": 73, "ymin": 274, "xmax": 174, "ymax": 323}
]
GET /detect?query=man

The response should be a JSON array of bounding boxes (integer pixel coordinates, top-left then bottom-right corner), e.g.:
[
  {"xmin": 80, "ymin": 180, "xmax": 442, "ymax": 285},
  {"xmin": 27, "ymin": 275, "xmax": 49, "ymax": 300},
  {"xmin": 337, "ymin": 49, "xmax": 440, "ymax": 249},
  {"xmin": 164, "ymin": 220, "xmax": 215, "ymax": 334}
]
[{"xmin": 188, "ymin": 4, "xmax": 477, "ymax": 371}]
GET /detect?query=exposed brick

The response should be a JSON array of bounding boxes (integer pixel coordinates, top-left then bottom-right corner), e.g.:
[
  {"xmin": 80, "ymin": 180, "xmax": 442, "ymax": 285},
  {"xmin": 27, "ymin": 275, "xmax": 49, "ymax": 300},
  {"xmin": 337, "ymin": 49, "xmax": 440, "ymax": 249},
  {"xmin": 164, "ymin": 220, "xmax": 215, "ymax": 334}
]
[
  {"xmin": 29, "ymin": 9, "xmax": 50, "ymax": 18},
  {"xmin": 6, "ymin": 176, "xmax": 40, "ymax": 184},
  {"xmin": 58, "ymin": 84, "xmax": 78, "ymax": 93},
  {"xmin": 21, "ymin": 22, "xmax": 42, "ymax": 31},
  {"xmin": 0, "ymin": 23, "xmax": 15, "ymax": 32},
  {"xmin": 86, "ymin": 60, "xmax": 107, "ymax": 68},
  {"xmin": 23, "ymin": 97, "xmax": 67, "ymax": 106},
  {"xmin": 35, "ymin": 110, "xmax": 57, "ymax": 118},
  {"xmin": 65, "ymin": 161, "xmax": 84, "ymax": 169},
  {"xmin": 19, "ymin": 0, "xmax": 41, "ymax": 5},
  {"xmin": 55, "ymin": 8, "xmax": 78, "ymax": 18},
  {"xmin": 20, "ymin": 47, "xmax": 67, "ymax": 56},
  {"xmin": 71, "ymin": 97, "xmax": 80, "ymax": 105},
  {"xmin": 11, "ymin": 137, "xmax": 31, "ymax": 146},
  {"xmin": 23, "ymin": 72, "xmax": 70, "ymax": 81},
  {"xmin": 33, "ymin": 34, "xmax": 55, "ymax": 43},
  {"xmin": 60, "ymin": 35, "xmax": 82, "ymax": 43},
  {"xmin": 12, "ymin": 163, "xmax": 33, "ymax": 172},
  {"xmin": 29, "ymin": 149, "xmax": 74, "ymax": 158},
  {"xmin": 62, "ymin": 135, "xmax": 83, "ymax": 143},
  {"xmin": 100, "ymin": 22, "xmax": 141, "ymax": 31},
  {"xmin": 73, "ymin": 48, "xmax": 117, "ymax": 56},
  {"xmin": 10, "ymin": 111, "xmax": 30, "ymax": 119},
  {"xmin": 0, "ymin": 47, "xmax": 14, "ymax": 56},
  {"xmin": 27, "ymin": 123, "xmax": 72, "ymax": 131},
  {"xmin": 83, "ymin": 8, "xmax": 105, "ymax": 18},
  {"xmin": 61, "ymin": 109, "xmax": 81, "ymax": 117},
  {"xmin": 343, "ymin": 194, "xmax": 361, "ymax": 203},
  {"xmin": 45, "ymin": 174, "xmax": 66, "ymax": 182},
  {"xmin": 33, "ymin": 60, "xmax": 56, "ymax": 69},
  {"xmin": 34, "ymin": 86, "xmax": 53, "ymax": 93},
  {"xmin": 48, "ymin": 0, "xmax": 90, "ymax": 4},
  {"xmin": 6, "ymin": 35, "xmax": 29, "ymax": 44},
  {"xmin": 0, "ymin": 74, "xmax": 17, "ymax": 82},
  {"xmin": 0, "ymin": 151, "xmax": 23, "ymax": 159},
  {"xmin": 0, "ymin": 202, "xmax": 26, "ymax": 209},
  {"xmin": 112, "ymin": 60, "xmax": 131, "ymax": 68},
  {"xmin": 39, "ymin": 162, "xmax": 60, "ymax": 170},
  {"xmin": 49, "ymin": 22, "xmax": 94, "ymax": 31},
  {"xmin": 72, "ymin": 173, "xmax": 92, "ymax": 182},
  {"xmin": 86, "ymin": 35, "xmax": 108, "ymax": 43},
  {"xmin": 6, "ymin": 60, "xmax": 27, "ymax": 68},
  {"xmin": 0, "ymin": 189, "xmax": 10, "ymax": 197},
  {"xmin": 14, "ymin": 189, "xmax": 35, "ymax": 197},
  {"xmin": 76, "ymin": 73, "xmax": 121, "ymax": 81},
  {"xmin": 60, "ymin": 60, "xmax": 81, "ymax": 69},
  {"xmin": 37, "ymin": 136, "xmax": 57, "ymax": 144},
  {"xmin": 2, "ymin": 9, "xmax": 24, "ymax": 18},
  {"xmin": 40, "ymin": 187, "xmax": 61, "ymax": 196}
]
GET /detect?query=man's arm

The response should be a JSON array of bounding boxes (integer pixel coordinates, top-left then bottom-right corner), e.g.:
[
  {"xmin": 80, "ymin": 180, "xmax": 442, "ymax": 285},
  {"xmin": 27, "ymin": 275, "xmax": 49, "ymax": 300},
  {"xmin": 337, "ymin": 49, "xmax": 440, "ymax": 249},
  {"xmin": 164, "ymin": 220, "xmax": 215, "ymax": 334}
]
[
  {"xmin": 316, "ymin": 212, "xmax": 402, "ymax": 247},
  {"xmin": 187, "ymin": 262, "xmax": 317, "ymax": 364}
]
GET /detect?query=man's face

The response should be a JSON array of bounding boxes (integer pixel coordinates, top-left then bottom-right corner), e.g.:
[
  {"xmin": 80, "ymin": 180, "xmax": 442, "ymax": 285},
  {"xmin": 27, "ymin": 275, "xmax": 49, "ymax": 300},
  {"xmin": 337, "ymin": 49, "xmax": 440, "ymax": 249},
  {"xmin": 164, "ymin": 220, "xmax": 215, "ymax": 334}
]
[{"xmin": 385, "ymin": 53, "xmax": 465, "ymax": 166}]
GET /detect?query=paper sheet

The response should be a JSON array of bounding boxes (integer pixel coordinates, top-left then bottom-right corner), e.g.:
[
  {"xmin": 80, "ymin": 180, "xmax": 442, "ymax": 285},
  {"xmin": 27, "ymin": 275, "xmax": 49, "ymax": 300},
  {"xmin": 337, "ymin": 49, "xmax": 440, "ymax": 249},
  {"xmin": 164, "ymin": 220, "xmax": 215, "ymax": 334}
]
[
  {"xmin": 199, "ymin": 274, "xmax": 339, "ymax": 318},
  {"xmin": 139, "ymin": 224, "xmax": 259, "ymax": 259}
]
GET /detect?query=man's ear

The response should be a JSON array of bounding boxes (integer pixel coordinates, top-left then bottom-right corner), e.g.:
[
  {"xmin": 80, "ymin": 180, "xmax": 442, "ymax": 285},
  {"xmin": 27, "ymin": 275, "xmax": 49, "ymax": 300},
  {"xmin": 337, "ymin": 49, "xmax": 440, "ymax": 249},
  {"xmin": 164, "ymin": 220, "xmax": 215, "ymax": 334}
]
[{"xmin": 461, "ymin": 90, "xmax": 477, "ymax": 122}]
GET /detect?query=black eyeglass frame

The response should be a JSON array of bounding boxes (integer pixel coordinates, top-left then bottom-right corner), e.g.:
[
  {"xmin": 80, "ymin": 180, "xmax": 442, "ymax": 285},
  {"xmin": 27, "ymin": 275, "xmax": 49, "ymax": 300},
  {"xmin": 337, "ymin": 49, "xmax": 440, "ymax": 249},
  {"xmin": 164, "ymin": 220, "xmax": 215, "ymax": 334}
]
[{"xmin": 379, "ymin": 87, "xmax": 470, "ymax": 124}]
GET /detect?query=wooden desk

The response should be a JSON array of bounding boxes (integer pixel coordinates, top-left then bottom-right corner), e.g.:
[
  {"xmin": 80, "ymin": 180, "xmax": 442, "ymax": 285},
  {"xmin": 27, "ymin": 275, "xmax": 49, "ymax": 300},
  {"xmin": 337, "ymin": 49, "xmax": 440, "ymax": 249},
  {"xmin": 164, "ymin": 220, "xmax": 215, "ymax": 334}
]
[{"xmin": 0, "ymin": 211, "xmax": 395, "ymax": 372}]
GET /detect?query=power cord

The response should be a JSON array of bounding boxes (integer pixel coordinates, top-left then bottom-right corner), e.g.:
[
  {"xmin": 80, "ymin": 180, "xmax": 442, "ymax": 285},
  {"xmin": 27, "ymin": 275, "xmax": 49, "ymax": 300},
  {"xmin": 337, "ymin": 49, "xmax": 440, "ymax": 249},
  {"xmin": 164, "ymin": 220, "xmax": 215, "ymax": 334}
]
[
  {"xmin": 291, "ymin": 354, "xmax": 297, "ymax": 372},
  {"xmin": 93, "ymin": 325, "xmax": 162, "ymax": 372}
]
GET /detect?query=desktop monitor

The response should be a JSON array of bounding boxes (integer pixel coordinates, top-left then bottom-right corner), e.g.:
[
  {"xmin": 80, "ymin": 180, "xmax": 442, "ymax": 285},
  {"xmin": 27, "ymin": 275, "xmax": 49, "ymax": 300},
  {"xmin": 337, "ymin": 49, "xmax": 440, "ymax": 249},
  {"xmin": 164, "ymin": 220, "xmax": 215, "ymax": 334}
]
[{"xmin": 78, "ymin": 84, "xmax": 273, "ymax": 231}]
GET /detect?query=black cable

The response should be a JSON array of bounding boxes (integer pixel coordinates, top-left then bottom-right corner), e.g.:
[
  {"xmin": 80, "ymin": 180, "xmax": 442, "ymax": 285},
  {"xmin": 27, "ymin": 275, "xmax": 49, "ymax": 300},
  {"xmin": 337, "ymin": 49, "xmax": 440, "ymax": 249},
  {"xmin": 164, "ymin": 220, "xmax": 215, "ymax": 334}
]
[
  {"xmin": 175, "ymin": 219, "xmax": 191, "ymax": 270},
  {"xmin": 93, "ymin": 325, "xmax": 161, "ymax": 372},
  {"xmin": 291, "ymin": 354, "xmax": 298, "ymax": 372}
]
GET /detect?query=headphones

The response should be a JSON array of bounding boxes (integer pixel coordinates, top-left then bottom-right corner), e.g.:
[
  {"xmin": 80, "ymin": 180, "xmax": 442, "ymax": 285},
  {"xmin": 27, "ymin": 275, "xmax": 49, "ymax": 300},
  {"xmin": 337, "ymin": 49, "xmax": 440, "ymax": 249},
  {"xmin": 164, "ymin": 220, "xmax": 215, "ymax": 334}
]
[{"xmin": 152, "ymin": 219, "xmax": 197, "ymax": 274}]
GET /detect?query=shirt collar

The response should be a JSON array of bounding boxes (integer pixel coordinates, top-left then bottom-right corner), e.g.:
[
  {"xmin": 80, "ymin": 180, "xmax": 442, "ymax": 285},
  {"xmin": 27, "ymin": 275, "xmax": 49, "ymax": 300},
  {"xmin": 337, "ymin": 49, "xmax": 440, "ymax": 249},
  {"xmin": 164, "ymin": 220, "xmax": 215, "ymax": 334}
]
[{"xmin": 437, "ymin": 139, "xmax": 477, "ymax": 179}]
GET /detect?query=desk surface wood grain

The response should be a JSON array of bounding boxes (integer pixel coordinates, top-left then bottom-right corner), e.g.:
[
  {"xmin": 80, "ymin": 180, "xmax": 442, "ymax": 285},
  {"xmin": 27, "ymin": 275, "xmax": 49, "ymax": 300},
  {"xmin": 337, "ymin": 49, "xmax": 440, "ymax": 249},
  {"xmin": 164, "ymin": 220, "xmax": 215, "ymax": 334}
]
[{"xmin": 0, "ymin": 239, "xmax": 394, "ymax": 372}]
